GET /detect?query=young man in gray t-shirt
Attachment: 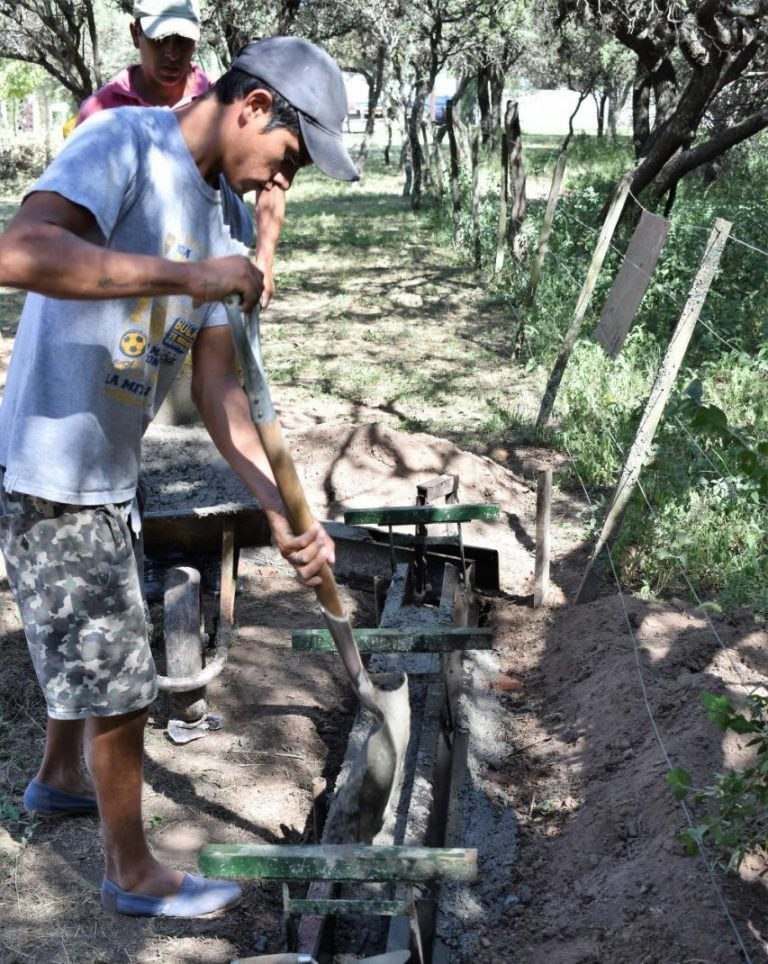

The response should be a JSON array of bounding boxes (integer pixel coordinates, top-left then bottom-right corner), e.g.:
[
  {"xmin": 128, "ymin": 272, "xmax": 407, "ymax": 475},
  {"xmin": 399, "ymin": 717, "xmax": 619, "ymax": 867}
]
[{"xmin": 0, "ymin": 36, "xmax": 358, "ymax": 918}]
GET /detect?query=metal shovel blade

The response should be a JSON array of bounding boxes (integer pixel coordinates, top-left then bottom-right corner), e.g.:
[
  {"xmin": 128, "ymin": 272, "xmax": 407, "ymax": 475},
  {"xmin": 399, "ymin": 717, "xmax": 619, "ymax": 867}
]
[{"xmin": 320, "ymin": 607, "xmax": 410, "ymax": 844}]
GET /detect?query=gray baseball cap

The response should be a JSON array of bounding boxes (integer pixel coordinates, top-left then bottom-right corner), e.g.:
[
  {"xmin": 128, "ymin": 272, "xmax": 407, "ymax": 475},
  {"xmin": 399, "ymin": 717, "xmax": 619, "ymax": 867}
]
[{"xmin": 230, "ymin": 36, "xmax": 359, "ymax": 182}]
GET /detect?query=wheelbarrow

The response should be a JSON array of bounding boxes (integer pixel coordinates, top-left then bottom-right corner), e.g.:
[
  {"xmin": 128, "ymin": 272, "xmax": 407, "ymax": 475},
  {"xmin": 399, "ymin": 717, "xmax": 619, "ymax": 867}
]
[{"xmin": 140, "ymin": 503, "xmax": 272, "ymax": 728}]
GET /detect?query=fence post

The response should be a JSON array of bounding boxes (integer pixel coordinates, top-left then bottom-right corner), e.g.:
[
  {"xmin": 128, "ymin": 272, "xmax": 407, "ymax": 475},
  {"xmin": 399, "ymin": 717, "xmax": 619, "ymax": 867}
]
[
  {"xmin": 494, "ymin": 100, "xmax": 526, "ymax": 275},
  {"xmin": 506, "ymin": 102, "xmax": 527, "ymax": 263},
  {"xmin": 471, "ymin": 127, "xmax": 481, "ymax": 272},
  {"xmin": 494, "ymin": 102, "xmax": 511, "ymax": 275},
  {"xmin": 535, "ymin": 171, "xmax": 633, "ymax": 431},
  {"xmin": 524, "ymin": 149, "xmax": 568, "ymax": 311},
  {"xmin": 533, "ymin": 468, "xmax": 553, "ymax": 608},
  {"xmin": 575, "ymin": 217, "xmax": 733, "ymax": 602}
]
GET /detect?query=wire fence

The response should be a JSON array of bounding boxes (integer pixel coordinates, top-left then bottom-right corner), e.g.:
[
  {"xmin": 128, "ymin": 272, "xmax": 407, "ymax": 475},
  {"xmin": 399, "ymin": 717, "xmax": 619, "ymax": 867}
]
[
  {"xmin": 432, "ymin": 120, "xmax": 768, "ymax": 958},
  {"xmin": 522, "ymin": 169, "xmax": 768, "ymax": 960},
  {"xmin": 548, "ymin": 176, "xmax": 768, "ymax": 556}
]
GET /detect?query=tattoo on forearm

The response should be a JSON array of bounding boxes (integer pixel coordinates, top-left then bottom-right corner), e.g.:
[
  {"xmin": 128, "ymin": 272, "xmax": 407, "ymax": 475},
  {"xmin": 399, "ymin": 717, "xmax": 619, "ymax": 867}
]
[
  {"xmin": 97, "ymin": 276, "xmax": 133, "ymax": 290},
  {"xmin": 96, "ymin": 277, "xmax": 180, "ymax": 292}
]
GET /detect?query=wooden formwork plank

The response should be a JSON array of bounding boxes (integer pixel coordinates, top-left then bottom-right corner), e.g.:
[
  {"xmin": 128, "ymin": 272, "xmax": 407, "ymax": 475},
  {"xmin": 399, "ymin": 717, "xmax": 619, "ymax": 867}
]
[
  {"xmin": 142, "ymin": 504, "xmax": 271, "ymax": 555},
  {"xmin": 416, "ymin": 474, "xmax": 459, "ymax": 503},
  {"xmin": 291, "ymin": 626, "xmax": 493, "ymax": 653},
  {"xmin": 294, "ymin": 563, "xmax": 412, "ymax": 959},
  {"xmin": 198, "ymin": 844, "xmax": 477, "ymax": 882},
  {"xmin": 387, "ymin": 562, "xmax": 480, "ymax": 957},
  {"xmin": 218, "ymin": 519, "xmax": 237, "ymax": 627},
  {"xmin": 386, "ymin": 669, "xmax": 446, "ymax": 953},
  {"xmin": 344, "ymin": 504, "xmax": 498, "ymax": 526},
  {"xmin": 430, "ymin": 563, "xmax": 477, "ymax": 964},
  {"xmin": 298, "ymin": 557, "xmax": 445, "ymax": 957},
  {"xmin": 287, "ymin": 897, "xmax": 408, "ymax": 916}
]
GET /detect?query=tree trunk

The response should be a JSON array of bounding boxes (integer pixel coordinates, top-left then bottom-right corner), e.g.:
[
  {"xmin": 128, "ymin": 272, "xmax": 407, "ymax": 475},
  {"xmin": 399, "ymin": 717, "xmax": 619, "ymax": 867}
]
[
  {"xmin": 355, "ymin": 45, "xmax": 386, "ymax": 178},
  {"xmin": 384, "ymin": 113, "xmax": 394, "ymax": 166},
  {"xmin": 494, "ymin": 103, "xmax": 510, "ymax": 275},
  {"xmin": 477, "ymin": 65, "xmax": 492, "ymax": 146},
  {"xmin": 471, "ymin": 126, "xmax": 481, "ymax": 272},
  {"xmin": 84, "ymin": 0, "xmax": 102, "ymax": 89},
  {"xmin": 420, "ymin": 121, "xmax": 434, "ymax": 189},
  {"xmin": 446, "ymin": 99, "xmax": 463, "ymax": 246},
  {"xmin": 631, "ymin": 52, "xmax": 725, "ymax": 199},
  {"xmin": 506, "ymin": 101, "xmax": 527, "ymax": 263},
  {"xmin": 407, "ymin": 91, "xmax": 426, "ymax": 209},
  {"xmin": 608, "ymin": 80, "xmax": 631, "ymax": 142},
  {"xmin": 595, "ymin": 90, "xmax": 608, "ymax": 138},
  {"xmin": 561, "ymin": 89, "xmax": 590, "ymax": 152},
  {"xmin": 488, "ymin": 65, "xmax": 506, "ymax": 151},
  {"xmin": 650, "ymin": 105, "xmax": 768, "ymax": 203},
  {"xmin": 432, "ymin": 138, "xmax": 445, "ymax": 199},
  {"xmin": 632, "ymin": 72, "xmax": 651, "ymax": 157}
]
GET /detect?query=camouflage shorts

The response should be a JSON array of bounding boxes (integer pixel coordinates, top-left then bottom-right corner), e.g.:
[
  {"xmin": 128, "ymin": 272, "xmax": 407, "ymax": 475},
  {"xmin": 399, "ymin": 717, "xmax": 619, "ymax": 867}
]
[{"xmin": 0, "ymin": 478, "xmax": 157, "ymax": 720}]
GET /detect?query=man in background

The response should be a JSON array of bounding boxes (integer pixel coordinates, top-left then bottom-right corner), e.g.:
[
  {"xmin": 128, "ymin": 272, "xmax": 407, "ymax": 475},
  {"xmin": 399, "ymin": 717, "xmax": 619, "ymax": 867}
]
[
  {"xmin": 77, "ymin": 0, "xmax": 208, "ymax": 116},
  {"xmin": 77, "ymin": 0, "xmax": 283, "ymax": 305}
]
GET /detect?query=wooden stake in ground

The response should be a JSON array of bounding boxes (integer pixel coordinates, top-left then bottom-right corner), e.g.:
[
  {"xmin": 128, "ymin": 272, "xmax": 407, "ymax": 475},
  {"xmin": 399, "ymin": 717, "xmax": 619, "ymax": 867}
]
[
  {"xmin": 533, "ymin": 467, "xmax": 552, "ymax": 608},
  {"xmin": 471, "ymin": 126, "xmax": 481, "ymax": 272},
  {"xmin": 575, "ymin": 217, "xmax": 732, "ymax": 602},
  {"xmin": 535, "ymin": 171, "xmax": 633, "ymax": 431}
]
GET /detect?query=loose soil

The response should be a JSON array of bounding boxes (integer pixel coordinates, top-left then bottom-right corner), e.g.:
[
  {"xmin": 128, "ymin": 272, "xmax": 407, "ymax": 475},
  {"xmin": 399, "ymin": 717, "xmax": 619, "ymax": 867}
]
[{"xmin": 0, "ymin": 167, "xmax": 767, "ymax": 964}]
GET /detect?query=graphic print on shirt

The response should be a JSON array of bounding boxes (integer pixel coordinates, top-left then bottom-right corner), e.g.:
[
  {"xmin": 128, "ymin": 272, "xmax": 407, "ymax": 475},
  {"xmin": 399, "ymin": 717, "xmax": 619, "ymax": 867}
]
[
  {"xmin": 120, "ymin": 328, "xmax": 148, "ymax": 359},
  {"xmin": 102, "ymin": 233, "xmax": 203, "ymax": 411}
]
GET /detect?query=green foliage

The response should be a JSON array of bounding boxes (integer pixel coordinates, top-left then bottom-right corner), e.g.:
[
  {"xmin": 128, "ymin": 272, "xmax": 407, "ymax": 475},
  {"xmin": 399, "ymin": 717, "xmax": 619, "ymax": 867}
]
[
  {"xmin": 0, "ymin": 143, "xmax": 48, "ymax": 189},
  {"xmin": 0, "ymin": 60, "xmax": 46, "ymax": 102},
  {"xmin": 669, "ymin": 692, "xmax": 768, "ymax": 872},
  {"xmin": 611, "ymin": 364, "xmax": 768, "ymax": 614},
  {"xmin": 471, "ymin": 137, "xmax": 768, "ymax": 617},
  {"xmin": 554, "ymin": 328, "xmax": 660, "ymax": 487}
]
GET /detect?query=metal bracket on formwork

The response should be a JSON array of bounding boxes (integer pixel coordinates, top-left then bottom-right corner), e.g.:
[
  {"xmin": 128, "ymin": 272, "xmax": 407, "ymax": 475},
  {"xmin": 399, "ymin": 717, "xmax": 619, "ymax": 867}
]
[
  {"xmin": 322, "ymin": 521, "xmax": 501, "ymax": 594},
  {"xmin": 343, "ymin": 499, "xmax": 498, "ymax": 607},
  {"xmin": 416, "ymin": 475, "xmax": 459, "ymax": 599}
]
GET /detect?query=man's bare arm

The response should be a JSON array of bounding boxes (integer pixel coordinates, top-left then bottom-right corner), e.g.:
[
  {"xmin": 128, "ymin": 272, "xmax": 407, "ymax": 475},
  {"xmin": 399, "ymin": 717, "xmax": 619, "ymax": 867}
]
[
  {"xmin": 254, "ymin": 187, "xmax": 286, "ymax": 308},
  {"xmin": 0, "ymin": 192, "xmax": 265, "ymax": 312},
  {"xmin": 190, "ymin": 324, "xmax": 334, "ymax": 585}
]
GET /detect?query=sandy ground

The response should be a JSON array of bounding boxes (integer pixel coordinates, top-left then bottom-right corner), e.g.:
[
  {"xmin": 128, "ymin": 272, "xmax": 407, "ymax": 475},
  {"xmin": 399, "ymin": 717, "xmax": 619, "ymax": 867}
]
[{"xmin": 0, "ymin": 415, "xmax": 766, "ymax": 962}]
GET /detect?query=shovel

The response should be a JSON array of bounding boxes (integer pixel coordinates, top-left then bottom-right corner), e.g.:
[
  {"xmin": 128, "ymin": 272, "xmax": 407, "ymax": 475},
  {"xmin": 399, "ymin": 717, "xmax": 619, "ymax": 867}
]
[{"xmin": 224, "ymin": 296, "xmax": 410, "ymax": 842}]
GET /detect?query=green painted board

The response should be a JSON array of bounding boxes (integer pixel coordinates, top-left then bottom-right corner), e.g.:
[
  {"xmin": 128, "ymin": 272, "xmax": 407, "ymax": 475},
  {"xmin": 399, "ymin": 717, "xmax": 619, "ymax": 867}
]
[
  {"xmin": 292, "ymin": 626, "xmax": 493, "ymax": 652},
  {"xmin": 199, "ymin": 844, "xmax": 477, "ymax": 882},
  {"xmin": 343, "ymin": 504, "xmax": 499, "ymax": 526}
]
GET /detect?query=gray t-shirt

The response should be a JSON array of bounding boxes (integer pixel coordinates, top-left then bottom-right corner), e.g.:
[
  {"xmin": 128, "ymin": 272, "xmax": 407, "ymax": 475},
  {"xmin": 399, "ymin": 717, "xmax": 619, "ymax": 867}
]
[{"xmin": 0, "ymin": 107, "xmax": 251, "ymax": 505}]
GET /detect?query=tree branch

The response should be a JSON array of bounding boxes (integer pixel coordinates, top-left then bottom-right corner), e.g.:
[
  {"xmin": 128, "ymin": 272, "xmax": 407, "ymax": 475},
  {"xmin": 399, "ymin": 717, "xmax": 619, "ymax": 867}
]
[{"xmin": 650, "ymin": 104, "xmax": 768, "ymax": 199}]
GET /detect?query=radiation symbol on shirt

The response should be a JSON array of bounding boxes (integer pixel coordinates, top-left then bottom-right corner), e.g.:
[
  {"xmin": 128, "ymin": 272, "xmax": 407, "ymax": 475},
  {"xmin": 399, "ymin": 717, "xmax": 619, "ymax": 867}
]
[{"xmin": 120, "ymin": 329, "xmax": 148, "ymax": 358}]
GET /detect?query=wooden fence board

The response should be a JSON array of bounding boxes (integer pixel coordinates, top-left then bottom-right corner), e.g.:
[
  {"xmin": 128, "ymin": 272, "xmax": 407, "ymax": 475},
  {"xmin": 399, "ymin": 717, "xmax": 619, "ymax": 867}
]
[{"xmin": 595, "ymin": 209, "xmax": 670, "ymax": 357}]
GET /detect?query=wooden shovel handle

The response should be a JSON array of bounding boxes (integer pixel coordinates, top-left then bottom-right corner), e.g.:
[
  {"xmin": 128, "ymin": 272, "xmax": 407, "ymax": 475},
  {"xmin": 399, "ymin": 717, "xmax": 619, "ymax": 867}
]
[{"xmin": 256, "ymin": 419, "xmax": 344, "ymax": 619}]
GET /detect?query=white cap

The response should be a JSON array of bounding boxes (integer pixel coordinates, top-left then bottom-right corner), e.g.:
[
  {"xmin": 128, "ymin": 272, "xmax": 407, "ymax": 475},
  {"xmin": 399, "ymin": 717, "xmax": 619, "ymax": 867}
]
[{"xmin": 133, "ymin": 0, "xmax": 200, "ymax": 41}]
